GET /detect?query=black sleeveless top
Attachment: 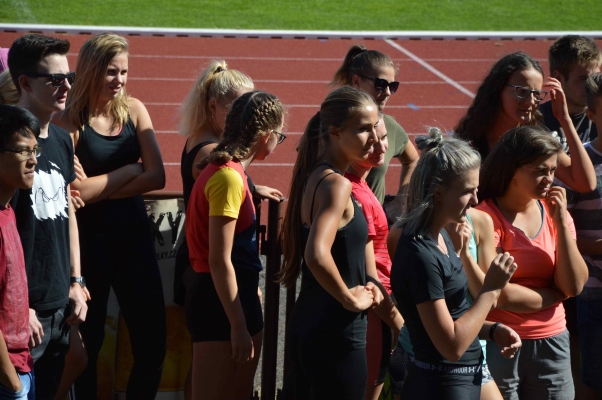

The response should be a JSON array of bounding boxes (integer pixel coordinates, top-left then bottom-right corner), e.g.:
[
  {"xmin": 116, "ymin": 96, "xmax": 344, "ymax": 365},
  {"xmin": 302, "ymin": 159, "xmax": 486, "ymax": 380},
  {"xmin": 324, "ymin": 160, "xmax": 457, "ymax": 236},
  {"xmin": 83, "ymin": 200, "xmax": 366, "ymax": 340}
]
[
  {"xmin": 289, "ymin": 170, "xmax": 369, "ymax": 351},
  {"xmin": 181, "ymin": 140, "xmax": 217, "ymax": 210},
  {"xmin": 75, "ymin": 119, "xmax": 149, "ymax": 236}
]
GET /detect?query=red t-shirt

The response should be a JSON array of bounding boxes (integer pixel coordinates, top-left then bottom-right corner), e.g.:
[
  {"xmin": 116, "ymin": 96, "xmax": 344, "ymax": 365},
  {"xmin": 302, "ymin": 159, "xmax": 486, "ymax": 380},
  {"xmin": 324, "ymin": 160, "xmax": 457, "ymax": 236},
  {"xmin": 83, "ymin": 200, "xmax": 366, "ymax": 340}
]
[
  {"xmin": 345, "ymin": 173, "xmax": 392, "ymax": 292},
  {"xmin": 476, "ymin": 198, "xmax": 576, "ymax": 339},
  {"xmin": 186, "ymin": 160, "xmax": 260, "ymax": 274},
  {"xmin": 0, "ymin": 206, "xmax": 32, "ymax": 372}
]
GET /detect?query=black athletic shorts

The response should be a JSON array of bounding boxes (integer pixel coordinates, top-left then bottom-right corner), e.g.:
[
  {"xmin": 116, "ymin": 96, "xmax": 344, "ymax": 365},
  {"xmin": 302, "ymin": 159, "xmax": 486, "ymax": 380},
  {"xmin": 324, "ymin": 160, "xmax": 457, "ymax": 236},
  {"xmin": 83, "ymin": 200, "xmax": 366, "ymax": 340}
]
[{"xmin": 185, "ymin": 269, "xmax": 263, "ymax": 342}]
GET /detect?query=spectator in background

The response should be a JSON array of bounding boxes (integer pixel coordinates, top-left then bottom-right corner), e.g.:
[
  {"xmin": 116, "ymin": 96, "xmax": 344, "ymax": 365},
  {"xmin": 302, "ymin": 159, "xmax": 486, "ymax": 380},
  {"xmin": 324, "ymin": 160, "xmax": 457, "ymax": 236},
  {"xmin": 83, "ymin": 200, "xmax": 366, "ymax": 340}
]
[
  {"xmin": 53, "ymin": 33, "xmax": 167, "ymax": 399},
  {"xmin": 540, "ymin": 35, "xmax": 602, "ymax": 153},
  {"xmin": 8, "ymin": 34, "xmax": 88, "ymax": 400},
  {"xmin": 565, "ymin": 72, "xmax": 602, "ymax": 400},
  {"xmin": 455, "ymin": 51, "xmax": 596, "ymax": 194},
  {"xmin": 176, "ymin": 59, "xmax": 256, "ymax": 306},
  {"xmin": 0, "ymin": 104, "xmax": 40, "ymax": 400},
  {"xmin": 331, "ymin": 45, "xmax": 419, "ymax": 221}
]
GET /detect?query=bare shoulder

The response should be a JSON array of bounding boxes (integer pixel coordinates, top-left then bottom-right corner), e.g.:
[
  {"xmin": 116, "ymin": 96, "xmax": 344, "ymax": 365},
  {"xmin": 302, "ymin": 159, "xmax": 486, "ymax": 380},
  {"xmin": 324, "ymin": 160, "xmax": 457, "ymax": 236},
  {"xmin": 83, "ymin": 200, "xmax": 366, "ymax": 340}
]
[
  {"xmin": 127, "ymin": 97, "xmax": 149, "ymax": 120},
  {"xmin": 51, "ymin": 110, "xmax": 77, "ymax": 134}
]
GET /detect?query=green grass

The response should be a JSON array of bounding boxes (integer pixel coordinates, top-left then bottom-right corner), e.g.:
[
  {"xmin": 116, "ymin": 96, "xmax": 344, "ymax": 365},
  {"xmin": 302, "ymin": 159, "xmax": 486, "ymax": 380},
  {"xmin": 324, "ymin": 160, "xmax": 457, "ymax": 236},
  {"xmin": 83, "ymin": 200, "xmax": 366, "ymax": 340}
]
[{"xmin": 0, "ymin": 0, "xmax": 601, "ymax": 31}]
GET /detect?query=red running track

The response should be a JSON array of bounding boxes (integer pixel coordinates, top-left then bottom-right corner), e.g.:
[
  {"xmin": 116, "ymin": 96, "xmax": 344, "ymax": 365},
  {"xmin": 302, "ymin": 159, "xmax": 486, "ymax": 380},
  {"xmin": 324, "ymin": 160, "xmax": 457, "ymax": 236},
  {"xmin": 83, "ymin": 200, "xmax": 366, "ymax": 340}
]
[{"xmin": 2, "ymin": 32, "xmax": 598, "ymax": 199}]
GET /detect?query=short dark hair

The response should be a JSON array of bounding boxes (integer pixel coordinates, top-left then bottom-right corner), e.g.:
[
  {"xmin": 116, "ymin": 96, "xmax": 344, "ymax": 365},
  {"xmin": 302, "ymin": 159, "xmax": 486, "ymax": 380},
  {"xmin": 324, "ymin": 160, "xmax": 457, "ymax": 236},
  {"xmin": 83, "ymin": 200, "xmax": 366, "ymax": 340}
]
[
  {"xmin": 0, "ymin": 104, "xmax": 40, "ymax": 150},
  {"xmin": 549, "ymin": 35, "xmax": 602, "ymax": 79},
  {"xmin": 7, "ymin": 34, "xmax": 70, "ymax": 95},
  {"xmin": 479, "ymin": 125, "xmax": 561, "ymax": 201},
  {"xmin": 585, "ymin": 72, "xmax": 602, "ymax": 111}
]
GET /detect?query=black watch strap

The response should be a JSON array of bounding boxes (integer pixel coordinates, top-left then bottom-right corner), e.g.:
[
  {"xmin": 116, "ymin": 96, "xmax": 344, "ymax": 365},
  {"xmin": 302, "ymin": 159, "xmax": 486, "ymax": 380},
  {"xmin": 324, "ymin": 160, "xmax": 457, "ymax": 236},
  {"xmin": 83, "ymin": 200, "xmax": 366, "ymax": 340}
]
[{"xmin": 70, "ymin": 276, "xmax": 86, "ymax": 287}]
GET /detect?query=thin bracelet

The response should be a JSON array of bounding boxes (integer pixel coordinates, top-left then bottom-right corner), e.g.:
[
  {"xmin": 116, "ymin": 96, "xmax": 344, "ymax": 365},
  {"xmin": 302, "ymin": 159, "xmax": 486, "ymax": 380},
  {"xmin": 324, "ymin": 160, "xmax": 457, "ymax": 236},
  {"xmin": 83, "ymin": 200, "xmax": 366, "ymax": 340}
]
[{"xmin": 489, "ymin": 322, "xmax": 501, "ymax": 341}]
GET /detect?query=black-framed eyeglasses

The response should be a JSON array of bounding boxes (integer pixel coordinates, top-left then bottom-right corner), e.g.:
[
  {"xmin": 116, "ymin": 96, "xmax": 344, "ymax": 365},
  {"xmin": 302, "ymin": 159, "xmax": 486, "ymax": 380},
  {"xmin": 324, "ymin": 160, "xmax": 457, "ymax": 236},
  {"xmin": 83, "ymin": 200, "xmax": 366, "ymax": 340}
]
[
  {"xmin": 506, "ymin": 85, "xmax": 548, "ymax": 102},
  {"xmin": 25, "ymin": 72, "xmax": 76, "ymax": 88},
  {"xmin": 359, "ymin": 75, "xmax": 400, "ymax": 94},
  {"xmin": 274, "ymin": 131, "xmax": 287, "ymax": 144},
  {"xmin": 1, "ymin": 145, "xmax": 42, "ymax": 160}
]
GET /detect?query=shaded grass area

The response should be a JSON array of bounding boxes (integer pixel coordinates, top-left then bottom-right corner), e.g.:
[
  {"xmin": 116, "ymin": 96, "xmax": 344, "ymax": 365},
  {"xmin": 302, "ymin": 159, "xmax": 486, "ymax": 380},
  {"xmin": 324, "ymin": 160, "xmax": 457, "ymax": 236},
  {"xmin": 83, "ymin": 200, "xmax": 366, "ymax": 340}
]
[{"xmin": 1, "ymin": 0, "xmax": 601, "ymax": 31}]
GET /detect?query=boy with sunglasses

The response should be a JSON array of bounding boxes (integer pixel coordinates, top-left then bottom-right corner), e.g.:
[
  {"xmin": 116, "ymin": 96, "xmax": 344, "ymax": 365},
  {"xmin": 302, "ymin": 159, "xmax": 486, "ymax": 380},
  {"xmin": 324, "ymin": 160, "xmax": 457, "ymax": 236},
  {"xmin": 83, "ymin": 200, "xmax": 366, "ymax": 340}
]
[
  {"xmin": 8, "ymin": 34, "xmax": 88, "ymax": 400},
  {"xmin": 540, "ymin": 35, "xmax": 602, "ymax": 155},
  {"xmin": 0, "ymin": 105, "xmax": 40, "ymax": 399}
]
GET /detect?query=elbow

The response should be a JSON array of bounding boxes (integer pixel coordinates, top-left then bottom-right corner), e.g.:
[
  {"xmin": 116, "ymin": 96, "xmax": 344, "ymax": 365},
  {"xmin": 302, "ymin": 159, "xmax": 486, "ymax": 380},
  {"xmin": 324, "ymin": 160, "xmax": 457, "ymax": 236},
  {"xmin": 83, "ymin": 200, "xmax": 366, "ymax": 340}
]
[
  {"xmin": 149, "ymin": 169, "xmax": 166, "ymax": 191},
  {"xmin": 441, "ymin": 349, "xmax": 463, "ymax": 363}
]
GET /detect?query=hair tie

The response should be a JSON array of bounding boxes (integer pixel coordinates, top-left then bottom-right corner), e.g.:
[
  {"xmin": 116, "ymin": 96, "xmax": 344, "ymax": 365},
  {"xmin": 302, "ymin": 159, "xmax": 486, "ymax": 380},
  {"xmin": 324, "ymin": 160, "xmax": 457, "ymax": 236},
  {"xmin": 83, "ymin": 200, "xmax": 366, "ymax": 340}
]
[{"xmin": 215, "ymin": 66, "xmax": 227, "ymax": 73}]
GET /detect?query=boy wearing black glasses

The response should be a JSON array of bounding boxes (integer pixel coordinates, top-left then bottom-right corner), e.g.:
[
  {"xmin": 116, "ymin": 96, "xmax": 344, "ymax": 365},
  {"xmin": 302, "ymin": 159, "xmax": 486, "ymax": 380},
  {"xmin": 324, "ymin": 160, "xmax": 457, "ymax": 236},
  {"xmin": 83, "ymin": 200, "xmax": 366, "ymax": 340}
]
[
  {"xmin": 540, "ymin": 35, "xmax": 602, "ymax": 154},
  {"xmin": 0, "ymin": 105, "xmax": 40, "ymax": 399},
  {"xmin": 7, "ymin": 34, "xmax": 88, "ymax": 400}
]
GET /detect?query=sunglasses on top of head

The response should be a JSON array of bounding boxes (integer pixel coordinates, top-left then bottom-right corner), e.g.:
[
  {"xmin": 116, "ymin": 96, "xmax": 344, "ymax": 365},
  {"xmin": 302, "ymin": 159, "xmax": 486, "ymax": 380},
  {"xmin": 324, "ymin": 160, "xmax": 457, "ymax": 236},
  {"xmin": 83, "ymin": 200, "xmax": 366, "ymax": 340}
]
[
  {"xmin": 359, "ymin": 75, "xmax": 400, "ymax": 94},
  {"xmin": 25, "ymin": 72, "xmax": 76, "ymax": 88}
]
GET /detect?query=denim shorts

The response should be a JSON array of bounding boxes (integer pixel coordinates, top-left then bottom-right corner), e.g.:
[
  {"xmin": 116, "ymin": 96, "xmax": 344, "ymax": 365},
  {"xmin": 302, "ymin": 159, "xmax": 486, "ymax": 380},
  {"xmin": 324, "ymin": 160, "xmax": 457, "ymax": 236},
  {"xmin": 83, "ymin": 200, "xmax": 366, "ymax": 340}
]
[
  {"xmin": 577, "ymin": 296, "xmax": 602, "ymax": 390},
  {"xmin": 0, "ymin": 371, "xmax": 34, "ymax": 400}
]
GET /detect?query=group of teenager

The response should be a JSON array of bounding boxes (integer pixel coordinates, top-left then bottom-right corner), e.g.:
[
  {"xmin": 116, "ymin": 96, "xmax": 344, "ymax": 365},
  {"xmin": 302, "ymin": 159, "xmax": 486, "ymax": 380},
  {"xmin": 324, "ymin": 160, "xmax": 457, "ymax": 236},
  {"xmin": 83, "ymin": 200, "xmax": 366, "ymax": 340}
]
[{"xmin": 0, "ymin": 31, "xmax": 601, "ymax": 400}]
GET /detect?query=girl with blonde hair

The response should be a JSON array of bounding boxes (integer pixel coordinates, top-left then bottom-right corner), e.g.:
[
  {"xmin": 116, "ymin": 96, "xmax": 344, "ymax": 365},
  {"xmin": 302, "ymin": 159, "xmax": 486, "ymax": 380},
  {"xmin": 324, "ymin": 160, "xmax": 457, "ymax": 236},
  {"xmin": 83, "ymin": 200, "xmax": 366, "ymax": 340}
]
[{"xmin": 54, "ymin": 32, "xmax": 167, "ymax": 399}]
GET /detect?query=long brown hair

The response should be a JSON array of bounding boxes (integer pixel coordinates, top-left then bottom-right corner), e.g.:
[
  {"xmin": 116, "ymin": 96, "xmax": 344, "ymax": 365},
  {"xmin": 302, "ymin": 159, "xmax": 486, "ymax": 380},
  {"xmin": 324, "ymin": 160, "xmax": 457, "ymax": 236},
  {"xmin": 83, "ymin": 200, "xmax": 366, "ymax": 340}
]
[
  {"xmin": 279, "ymin": 86, "xmax": 376, "ymax": 288},
  {"xmin": 454, "ymin": 52, "xmax": 544, "ymax": 159}
]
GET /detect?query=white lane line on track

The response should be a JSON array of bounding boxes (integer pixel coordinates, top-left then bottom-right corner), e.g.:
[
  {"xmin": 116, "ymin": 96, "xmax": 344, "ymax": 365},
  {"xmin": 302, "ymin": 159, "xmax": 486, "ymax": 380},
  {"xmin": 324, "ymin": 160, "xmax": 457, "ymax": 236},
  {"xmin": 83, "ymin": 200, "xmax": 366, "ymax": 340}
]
[
  {"xmin": 66, "ymin": 53, "xmax": 546, "ymax": 63},
  {"xmin": 146, "ymin": 102, "xmax": 469, "ymax": 108},
  {"xmin": 385, "ymin": 39, "xmax": 475, "ymax": 99},
  {"xmin": 129, "ymin": 77, "xmax": 480, "ymax": 84}
]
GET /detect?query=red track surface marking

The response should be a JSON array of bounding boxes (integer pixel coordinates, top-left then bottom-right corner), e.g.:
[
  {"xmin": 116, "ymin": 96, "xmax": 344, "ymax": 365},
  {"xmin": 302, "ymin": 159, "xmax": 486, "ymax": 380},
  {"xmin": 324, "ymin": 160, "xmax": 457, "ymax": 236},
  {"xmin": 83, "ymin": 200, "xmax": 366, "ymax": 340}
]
[{"xmin": 1, "ymin": 32, "xmax": 599, "ymax": 202}]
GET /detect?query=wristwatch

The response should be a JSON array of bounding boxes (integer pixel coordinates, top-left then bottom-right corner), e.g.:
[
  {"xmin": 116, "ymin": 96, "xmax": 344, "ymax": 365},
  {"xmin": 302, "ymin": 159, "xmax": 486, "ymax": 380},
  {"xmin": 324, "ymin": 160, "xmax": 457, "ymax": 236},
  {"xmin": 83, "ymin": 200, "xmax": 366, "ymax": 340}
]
[{"xmin": 70, "ymin": 276, "xmax": 86, "ymax": 288}]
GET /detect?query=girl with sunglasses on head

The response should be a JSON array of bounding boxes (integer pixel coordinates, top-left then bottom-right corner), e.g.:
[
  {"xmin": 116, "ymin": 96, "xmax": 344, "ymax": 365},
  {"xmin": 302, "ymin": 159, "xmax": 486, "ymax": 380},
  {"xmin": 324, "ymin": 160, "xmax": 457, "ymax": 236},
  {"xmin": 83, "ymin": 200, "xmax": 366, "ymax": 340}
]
[
  {"xmin": 454, "ymin": 51, "xmax": 595, "ymax": 193},
  {"xmin": 389, "ymin": 128, "xmax": 520, "ymax": 400},
  {"xmin": 185, "ymin": 90, "xmax": 285, "ymax": 399},
  {"xmin": 331, "ymin": 45, "xmax": 419, "ymax": 218},
  {"xmin": 475, "ymin": 126, "xmax": 588, "ymax": 399},
  {"xmin": 53, "ymin": 33, "xmax": 167, "ymax": 399},
  {"xmin": 280, "ymin": 86, "xmax": 383, "ymax": 399},
  {"xmin": 344, "ymin": 115, "xmax": 404, "ymax": 400}
]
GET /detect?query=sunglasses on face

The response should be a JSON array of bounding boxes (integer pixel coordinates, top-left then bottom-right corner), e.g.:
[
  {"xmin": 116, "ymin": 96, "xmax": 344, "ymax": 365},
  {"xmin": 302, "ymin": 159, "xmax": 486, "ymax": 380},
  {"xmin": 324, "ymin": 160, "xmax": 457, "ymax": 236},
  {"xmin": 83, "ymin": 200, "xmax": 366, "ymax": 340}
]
[
  {"xmin": 274, "ymin": 131, "xmax": 287, "ymax": 144},
  {"xmin": 360, "ymin": 75, "xmax": 400, "ymax": 94},
  {"xmin": 506, "ymin": 85, "xmax": 548, "ymax": 102},
  {"xmin": 2, "ymin": 145, "xmax": 42, "ymax": 160},
  {"xmin": 25, "ymin": 72, "xmax": 76, "ymax": 88}
]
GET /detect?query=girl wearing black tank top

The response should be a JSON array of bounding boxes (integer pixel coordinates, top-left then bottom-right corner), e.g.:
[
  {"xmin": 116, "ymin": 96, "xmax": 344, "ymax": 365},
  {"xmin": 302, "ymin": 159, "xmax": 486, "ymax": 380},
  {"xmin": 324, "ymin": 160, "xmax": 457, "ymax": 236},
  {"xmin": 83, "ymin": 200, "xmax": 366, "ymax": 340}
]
[
  {"xmin": 280, "ymin": 87, "xmax": 384, "ymax": 399},
  {"xmin": 54, "ymin": 33, "xmax": 167, "ymax": 399}
]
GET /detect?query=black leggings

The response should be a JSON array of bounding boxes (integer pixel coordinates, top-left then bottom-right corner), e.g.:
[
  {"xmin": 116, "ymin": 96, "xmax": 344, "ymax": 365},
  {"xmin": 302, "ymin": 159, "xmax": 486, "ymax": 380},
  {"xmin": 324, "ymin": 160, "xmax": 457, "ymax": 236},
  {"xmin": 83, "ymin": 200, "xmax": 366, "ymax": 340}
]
[
  {"xmin": 75, "ymin": 232, "xmax": 167, "ymax": 399},
  {"xmin": 401, "ymin": 363, "xmax": 481, "ymax": 400},
  {"xmin": 288, "ymin": 333, "xmax": 367, "ymax": 400}
]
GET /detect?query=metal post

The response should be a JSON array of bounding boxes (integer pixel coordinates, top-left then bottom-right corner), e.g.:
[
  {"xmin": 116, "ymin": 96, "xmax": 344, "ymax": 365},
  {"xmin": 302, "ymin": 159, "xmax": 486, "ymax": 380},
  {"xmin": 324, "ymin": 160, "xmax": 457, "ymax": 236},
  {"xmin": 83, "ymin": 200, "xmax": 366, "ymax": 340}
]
[{"xmin": 260, "ymin": 199, "xmax": 283, "ymax": 400}]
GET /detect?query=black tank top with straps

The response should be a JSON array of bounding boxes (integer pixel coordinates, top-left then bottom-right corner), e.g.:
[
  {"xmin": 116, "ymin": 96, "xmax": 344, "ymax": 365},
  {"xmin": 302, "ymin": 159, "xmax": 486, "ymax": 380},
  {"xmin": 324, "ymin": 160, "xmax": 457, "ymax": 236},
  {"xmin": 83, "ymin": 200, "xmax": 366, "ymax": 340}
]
[
  {"xmin": 75, "ymin": 119, "xmax": 148, "ymax": 236},
  {"xmin": 289, "ymin": 163, "xmax": 369, "ymax": 351},
  {"xmin": 181, "ymin": 140, "xmax": 217, "ymax": 210}
]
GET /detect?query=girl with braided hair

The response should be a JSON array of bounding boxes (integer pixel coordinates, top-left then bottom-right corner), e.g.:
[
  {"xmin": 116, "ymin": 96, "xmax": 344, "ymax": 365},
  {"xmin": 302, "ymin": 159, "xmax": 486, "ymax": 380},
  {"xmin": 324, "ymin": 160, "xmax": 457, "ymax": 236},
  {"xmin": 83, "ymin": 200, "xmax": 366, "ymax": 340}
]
[{"xmin": 185, "ymin": 90, "xmax": 285, "ymax": 399}]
